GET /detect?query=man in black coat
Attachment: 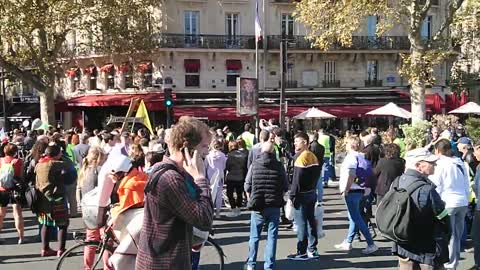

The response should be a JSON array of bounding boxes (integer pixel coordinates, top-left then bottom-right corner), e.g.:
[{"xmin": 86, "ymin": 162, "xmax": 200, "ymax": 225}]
[{"xmin": 309, "ymin": 132, "xmax": 325, "ymax": 203}]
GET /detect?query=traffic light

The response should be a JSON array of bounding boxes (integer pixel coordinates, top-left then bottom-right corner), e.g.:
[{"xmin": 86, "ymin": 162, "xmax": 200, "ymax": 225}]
[
  {"xmin": 164, "ymin": 88, "xmax": 173, "ymax": 108},
  {"xmin": 164, "ymin": 88, "xmax": 173, "ymax": 128}
]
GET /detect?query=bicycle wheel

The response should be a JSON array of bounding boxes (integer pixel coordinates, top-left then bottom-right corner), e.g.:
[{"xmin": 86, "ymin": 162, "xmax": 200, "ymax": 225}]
[
  {"xmin": 198, "ymin": 237, "xmax": 225, "ymax": 270},
  {"xmin": 56, "ymin": 241, "xmax": 109, "ymax": 270}
]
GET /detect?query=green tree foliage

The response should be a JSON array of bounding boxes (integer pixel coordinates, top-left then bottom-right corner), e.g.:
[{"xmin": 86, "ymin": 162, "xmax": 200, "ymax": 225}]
[
  {"xmin": 294, "ymin": 0, "xmax": 470, "ymax": 123},
  {"xmin": 466, "ymin": 117, "xmax": 480, "ymax": 144},
  {"xmin": 401, "ymin": 120, "xmax": 432, "ymax": 149},
  {"xmin": 0, "ymin": 0, "xmax": 163, "ymax": 125}
]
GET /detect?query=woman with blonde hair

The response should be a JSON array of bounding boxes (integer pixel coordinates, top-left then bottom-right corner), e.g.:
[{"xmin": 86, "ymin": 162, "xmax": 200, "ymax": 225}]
[{"xmin": 78, "ymin": 146, "xmax": 111, "ymax": 269}]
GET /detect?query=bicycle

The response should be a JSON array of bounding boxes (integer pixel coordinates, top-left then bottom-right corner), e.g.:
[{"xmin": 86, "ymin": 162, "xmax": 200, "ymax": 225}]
[{"xmin": 56, "ymin": 216, "xmax": 225, "ymax": 270}]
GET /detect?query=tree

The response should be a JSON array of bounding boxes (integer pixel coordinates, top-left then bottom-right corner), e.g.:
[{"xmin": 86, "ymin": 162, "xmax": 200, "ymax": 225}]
[
  {"xmin": 294, "ymin": 0, "xmax": 470, "ymax": 123},
  {"xmin": 0, "ymin": 0, "xmax": 163, "ymax": 126}
]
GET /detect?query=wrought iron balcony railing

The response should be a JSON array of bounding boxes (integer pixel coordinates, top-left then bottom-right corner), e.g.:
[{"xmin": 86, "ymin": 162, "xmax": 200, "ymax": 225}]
[
  {"xmin": 154, "ymin": 34, "xmax": 258, "ymax": 50},
  {"xmin": 267, "ymin": 35, "xmax": 411, "ymax": 50}
]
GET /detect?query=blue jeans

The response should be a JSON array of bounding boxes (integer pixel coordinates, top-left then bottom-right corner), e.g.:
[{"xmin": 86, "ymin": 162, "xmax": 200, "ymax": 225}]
[
  {"xmin": 445, "ymin": 206, "xmax": 468, "ymax": 269},
  {"xmin": 247, "ymin": 207, "xmax": 281, "ymax": 270},
  {"xmin": 191, "ymin": 251, "xmax": 200, "ymax": 270},
  {"xmin": 322, "ymin": 157, "xmax": 333, "ymax": 184},
  {"xmin": 293, "ymin": 192, "xmax": 318, "ymax": 254},
  {"xmin": 345, "ymin": 191, "xmax": 374, "ymax": 246},
  {"xmin": 316, "ymin": 176, "xmax": 324, "ymax": 203}
]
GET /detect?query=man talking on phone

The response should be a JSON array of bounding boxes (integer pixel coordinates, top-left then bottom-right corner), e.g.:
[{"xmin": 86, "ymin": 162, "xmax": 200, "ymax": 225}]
[{"xmin": 136, "ymin": 116, "xmax": 214, "ymax": 270}]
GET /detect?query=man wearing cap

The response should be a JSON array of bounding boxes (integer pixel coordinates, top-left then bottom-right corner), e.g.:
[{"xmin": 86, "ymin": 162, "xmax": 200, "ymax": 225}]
[
  {"xmin": 392, "ymin": 148, "xmax": 451, "ymax": 270},
  {"xmin": 430, "ymin": 139, "xmax": 470, "ymax": 270}
]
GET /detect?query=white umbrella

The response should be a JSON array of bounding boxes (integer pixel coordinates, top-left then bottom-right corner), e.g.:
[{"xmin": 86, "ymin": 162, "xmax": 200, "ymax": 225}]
[
  {"xmin": 366, "ymin": 102, "xmax": 412, "ymax": 119},
  {"xmin": 449, "ymin": 102, "xmax": 480, "ymax": 114},
  {"xmin": 293, "ymin": 107, "xmax": 336, "ymax": 119}
]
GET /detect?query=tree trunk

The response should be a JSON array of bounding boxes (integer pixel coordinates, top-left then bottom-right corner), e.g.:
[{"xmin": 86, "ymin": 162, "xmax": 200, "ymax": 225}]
[
  {"xmin": 410, "ymin": 47, "xmax": 426, "ymax": 123},
  {"xmin": 39, "ymin": 87, "xmax": 56, "ymax": 126}
]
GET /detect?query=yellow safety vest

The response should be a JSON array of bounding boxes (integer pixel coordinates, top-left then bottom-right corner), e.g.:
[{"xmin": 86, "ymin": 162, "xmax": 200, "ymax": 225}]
[
  {"xmin": 239, "ymin": 131, "xmax": 255, "ymax": 150},
  {"xmin": 318, "ymin": 134, "xmax": 331, "ymax": 158},
  {"xmin": 394, "ymin": 138, "xmax": 406, "ymax": 158}
]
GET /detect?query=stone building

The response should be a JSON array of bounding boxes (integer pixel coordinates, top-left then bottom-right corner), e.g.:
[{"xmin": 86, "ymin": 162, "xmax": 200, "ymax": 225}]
[{"xmin": 56, "ymin": 0, "xmax": 455, "ymax": 130}]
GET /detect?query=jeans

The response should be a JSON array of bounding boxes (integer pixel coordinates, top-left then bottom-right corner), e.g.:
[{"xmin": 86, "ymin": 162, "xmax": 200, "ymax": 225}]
[
  {"xmin": 445, "ymin": 206, "xmax": 468, "ymax": 270},
  {"xmin": 321, "ymin": 157, "xmax": 333, "ymax": 184},
  {"xmin": 345, "ymin": 191, "xmax": 374, "ymax": 246},
  {"xmin": 293, "ymin": 192, "xmax": 318, "ymax": 254},
  {"xmin": 472, "ymin": 211, "xmax": 480, "ymax": 268},
  {"xmin": 247, "ymin": 207, "xmax": 281, "ymax": 270},
  {"xmin": 316, "ymin": 176, "xmax": 324, "ymax": 203},
  {"xmin": 84, "ymin": 228, "xmax": 112, "ymax": 270}
]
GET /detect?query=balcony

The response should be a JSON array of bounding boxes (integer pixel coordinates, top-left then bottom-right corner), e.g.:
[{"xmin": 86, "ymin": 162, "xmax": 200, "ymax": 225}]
[
  {"xmin": 322, "ymin": 80, "xmax": 341, "ymax": 88},
  {"xmin": 154, "ymin": 34, "xmax": 257, "ymax": 50},
  {"xmin": 365, "ymin": 79, "xmax": 383, "ymax": 87},
  {"xmin": 267, "ymin": 35, "xmax": 411, "ymax": 50}
]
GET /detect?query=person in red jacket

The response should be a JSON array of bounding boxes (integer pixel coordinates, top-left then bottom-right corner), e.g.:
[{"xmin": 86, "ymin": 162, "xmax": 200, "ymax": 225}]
[{"xmin": 0, "ymin": 143, "xmax": 24, "ymax": 244}]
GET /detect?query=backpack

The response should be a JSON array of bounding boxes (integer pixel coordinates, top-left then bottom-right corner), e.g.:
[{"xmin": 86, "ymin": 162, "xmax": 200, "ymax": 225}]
[
  {"xmin": 0, "ymin": 158, "xmax": 16, "ymax": 189},
  {"xmin": 354, "ymin": 154, "xmax": 373, "ymax": 186},
  {"xmin": 144, "ymin": 163, "xmax": 179, "ymax": 194},
  {"xmin": 376, "ymin": 177, "xmax": 429, "ymax": 243}
]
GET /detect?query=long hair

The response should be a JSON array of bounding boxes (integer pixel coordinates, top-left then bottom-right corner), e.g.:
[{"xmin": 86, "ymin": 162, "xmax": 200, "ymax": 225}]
[{"xmin": 78, "ymin": 147, "xmax": 106, "ymax": 189}]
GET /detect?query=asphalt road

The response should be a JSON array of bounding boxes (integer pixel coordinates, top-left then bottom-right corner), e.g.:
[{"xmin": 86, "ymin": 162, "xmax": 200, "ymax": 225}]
[{"xmin": 0, "ymin": 186, "xmax": 475, "ymax": 270}]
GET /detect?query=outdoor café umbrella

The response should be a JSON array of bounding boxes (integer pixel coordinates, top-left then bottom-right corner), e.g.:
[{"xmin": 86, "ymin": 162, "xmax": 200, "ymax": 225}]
[
  {"xmin": 366, "ymin": 102, "xmax": 412, "ymax": 119},
  {"xmin": 293, "ymin": 107, "xmax": 336, "ymax": 119},
  {"xmin": 448, "ymin": 101, "xmax": 480, "ymax": 114}
]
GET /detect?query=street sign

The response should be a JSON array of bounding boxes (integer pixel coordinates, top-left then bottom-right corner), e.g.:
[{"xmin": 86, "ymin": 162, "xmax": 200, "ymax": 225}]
[{"xmin": 10, "ymin": 96, "xmax": 40, "ymax": 104}]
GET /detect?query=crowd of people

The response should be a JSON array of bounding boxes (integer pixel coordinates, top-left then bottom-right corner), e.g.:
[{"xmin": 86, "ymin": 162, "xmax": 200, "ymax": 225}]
[{"xmin": 0, "ymin": 117, "xmax": 478, "ymax": 270}]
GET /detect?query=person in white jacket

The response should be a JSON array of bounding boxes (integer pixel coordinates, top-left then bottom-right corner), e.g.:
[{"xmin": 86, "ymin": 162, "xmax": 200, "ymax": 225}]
[{"xmin": 429, "ymin": 139, "xmax": 470, "ymax": 270}]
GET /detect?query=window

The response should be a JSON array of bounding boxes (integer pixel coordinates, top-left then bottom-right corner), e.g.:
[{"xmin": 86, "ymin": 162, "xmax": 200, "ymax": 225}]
[
  {"xmin": 84, "ymin": 66, "xmax": 97, "ymax": 90},
  {"xmin": 107, "ymin": 69, "xmax": 115, "ymax": 89},
  {"xmin": 421, "ymin": 16, "xmax": 432, "ymax": 40},
  {"xmin": 185, "ymin": 59, "xmax": 200, "ymax": 87},
  {"xmin": 226, "ymin": 13, "xmax": 240, "ymax": 47},
  {"xmin": 324, "ymin": 61, "xmax": 336, "ymax": 82},
  {"xmin": 367, "ymin": 60, "xmax": 378, "ymax": 81},
  {"xmin": 119, "ymin": 63, "xmax": 133, "ymax": 88},
  {"xmin": 281, "ymin": 14, "xmax": 294, "ymax": 38},
  {"xmin": 139, "ymin": 63, "xmax": 153, "ymax": 87},
  {"xmin": 367, "ymin": 16, "xmax": 377, "ymax": 37},
  {"xmin": 226, "ymin": 60, "xmax": 242, "ymax": 87},
  {"xmin": 184, "ymin": 11, "xmax": 200, "ymax": 45}
]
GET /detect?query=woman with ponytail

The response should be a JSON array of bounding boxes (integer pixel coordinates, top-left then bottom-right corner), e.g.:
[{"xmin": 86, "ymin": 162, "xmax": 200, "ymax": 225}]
[{"xmin": 79, "ymin": 146, "xmax": 111, "ymax": 270}]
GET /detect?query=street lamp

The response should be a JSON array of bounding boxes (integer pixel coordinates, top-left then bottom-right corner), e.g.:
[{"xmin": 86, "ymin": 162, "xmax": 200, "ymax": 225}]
[{"xmin": 0, "ymin": 68, "xmax": 8, "ymax": 132}]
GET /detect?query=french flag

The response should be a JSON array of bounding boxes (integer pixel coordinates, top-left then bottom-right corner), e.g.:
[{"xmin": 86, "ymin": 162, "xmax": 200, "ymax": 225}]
[{"xmin": 255, "ymin": 0, "xmax": 262, "ymax": 42}]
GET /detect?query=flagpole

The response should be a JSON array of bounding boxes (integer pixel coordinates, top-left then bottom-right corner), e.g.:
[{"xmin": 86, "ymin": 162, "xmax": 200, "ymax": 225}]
[{"xmin": 254, "ymin": 0, "xmax": 261, "ymax": 139}]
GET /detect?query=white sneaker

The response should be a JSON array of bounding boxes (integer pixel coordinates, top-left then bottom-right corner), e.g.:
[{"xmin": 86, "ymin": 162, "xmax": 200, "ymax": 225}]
[
  {"xmin": 362, "ymin": 244, "xmax": 378, "ymax": 255},
  {"xmin": 334, "ymin": 240, "xmax": 352, "ymax": 251},
  {"xmin": 246, "ymin": 265, "xmax": 254, "ymax": 270}
]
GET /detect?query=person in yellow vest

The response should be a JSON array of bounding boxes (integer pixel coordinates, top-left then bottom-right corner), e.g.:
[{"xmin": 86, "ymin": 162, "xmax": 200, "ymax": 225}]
[
  {"xmin": 238, "ymin": 123, "xmax": 256, "ymax": 151},
  {"xmin": 318, "ymin": 129, "xmax": 333, "ymax": 187}
]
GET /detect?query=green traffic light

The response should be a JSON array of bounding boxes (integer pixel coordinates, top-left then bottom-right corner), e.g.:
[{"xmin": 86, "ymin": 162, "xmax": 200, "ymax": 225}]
[{"xmin": 166, "ymin": 99, "xmax": 173, "ymax": 107}]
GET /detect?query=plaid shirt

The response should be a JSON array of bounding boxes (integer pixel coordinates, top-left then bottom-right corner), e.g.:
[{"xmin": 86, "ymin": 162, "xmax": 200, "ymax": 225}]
[{"xmin": 136, "ymin": 157, "xmax": 214, "ymax": 270}]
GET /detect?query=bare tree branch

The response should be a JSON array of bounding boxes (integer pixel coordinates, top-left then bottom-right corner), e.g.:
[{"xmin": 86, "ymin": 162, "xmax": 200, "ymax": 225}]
[
  {"xmin": 432, "ymin": 0, "xmax": 465, "ymax": 41},
  {"xmin": 0, "ymin": 55, "xmax": 46, "ymax": 92}
]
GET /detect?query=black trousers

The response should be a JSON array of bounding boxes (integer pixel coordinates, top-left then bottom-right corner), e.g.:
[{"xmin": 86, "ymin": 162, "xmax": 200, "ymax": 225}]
[{"xmin": 226, "ymin": 182, "xmax": 244, "ymax": 209}]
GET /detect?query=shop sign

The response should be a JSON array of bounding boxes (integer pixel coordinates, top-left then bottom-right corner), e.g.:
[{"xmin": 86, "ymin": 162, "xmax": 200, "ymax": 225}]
[{"xmin": 10, "ymin": 96, "xmax": 40, "ymax": 104}]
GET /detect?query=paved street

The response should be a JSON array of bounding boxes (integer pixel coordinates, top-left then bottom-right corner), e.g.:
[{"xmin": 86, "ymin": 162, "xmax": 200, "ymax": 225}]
[{"xmin": 0, "ymin": 187, "xmax": 475, "ymax": 270}]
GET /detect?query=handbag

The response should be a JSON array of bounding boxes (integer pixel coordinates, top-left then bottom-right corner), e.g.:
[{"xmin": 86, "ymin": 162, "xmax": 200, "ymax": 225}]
[{"xmin": 285, "ymin": 199, "xmax": 295, "ymax": 221}]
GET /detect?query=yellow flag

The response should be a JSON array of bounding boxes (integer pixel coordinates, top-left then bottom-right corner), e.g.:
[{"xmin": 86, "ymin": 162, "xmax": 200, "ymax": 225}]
[{"xmin": 135, "ymin": 100, "xmax": 154, "ymax": 135}]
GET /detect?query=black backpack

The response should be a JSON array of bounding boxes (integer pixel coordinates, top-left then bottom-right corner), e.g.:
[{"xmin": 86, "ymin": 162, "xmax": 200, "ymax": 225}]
[{"xmin": 376, "ymin": 176, "xmax": 430, "ymax": 243}]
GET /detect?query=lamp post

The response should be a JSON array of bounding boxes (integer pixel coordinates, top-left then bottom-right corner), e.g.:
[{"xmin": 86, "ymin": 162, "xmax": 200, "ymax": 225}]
[{"xmin": 0, "ymin": 68, "xmax": 7, "ymax": 132}]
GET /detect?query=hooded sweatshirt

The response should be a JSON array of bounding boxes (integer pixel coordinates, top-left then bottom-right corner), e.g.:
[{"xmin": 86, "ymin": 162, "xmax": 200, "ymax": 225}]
[
  {"xmin": 205, "ymin": 150, "xmax": 227, "ymax": 182},
  {"xmin": 429, "ymin": 155, "xmax": 469, "ymax": 208}
]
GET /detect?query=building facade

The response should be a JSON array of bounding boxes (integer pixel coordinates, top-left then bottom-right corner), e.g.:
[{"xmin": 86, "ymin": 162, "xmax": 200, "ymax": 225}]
[{"xmin": 56, "ymin": 0, "xmax": 454, "ymax": 129}]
